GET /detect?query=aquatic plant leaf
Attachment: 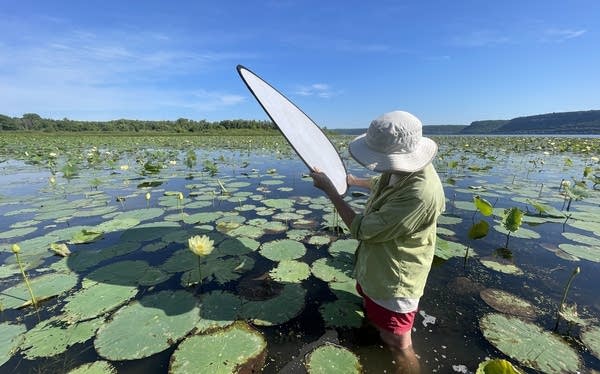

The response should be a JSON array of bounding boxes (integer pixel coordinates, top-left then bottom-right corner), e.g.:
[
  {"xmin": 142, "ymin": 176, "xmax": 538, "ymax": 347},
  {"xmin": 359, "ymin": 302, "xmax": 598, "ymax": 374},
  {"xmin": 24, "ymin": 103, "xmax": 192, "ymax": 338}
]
[
  {"xmin": 480, "ymin": 258, "xmax": 524, "ymax": 275},
  {"xmin": 561, "ymin": 232, "xmax": 600, "ymax": 247},
  {"xmin": 319, "ymin": 300, "xmax": 364, "ymax": 329},
  {"xmin": 480, "ymin": 288, "xmax": 536, "ymax": 319},
  {"xmin": 119, "ymin": 222, "xmax": 180, "ymax": 242},
  {"xmin": 94, "ymin": 217, "xmax": 140, "ymax": 233},
  {"xmin": 259, "ymin": 239, "xmax": 306, "ymax": 261},
  {"xmin": 435, "ymin": 238, "xmax": 473, "ymax": 260},
  {"xmin": 94, "ymin": 290, "xmax": 200, "ymax": 360},
  {"xmin": 502, "ymin": 208, "xmax": 523, "ymax": 233},
  {"xmin": 474, "ymin": 196, "xmax": 493, "ymax": 216},
  {"xmin": 269, "ymin": 260, "xmax": 311, "ymax": 283},
  {"xmin": 216, "ymin": 237, "xmax": 260, "ymax": 256},
  {"xmin": 311, "ymin": 257, "xmax": 354, "ymax": 283},
  {"xmin": 67, "ymin": 361, "xmax": 117, "ymax": 374},
  {"xmin": 305, "ymin": 343, "xmax": 362, "ymax": 374},
  {"xmin": 469, "ymin": 220, "xmax": 490, "ymax": 240},
  {"xmin": 558, "ymin": 244, "xmax": 600, "ymax": 262},
  {"xmin": 479, "ymin": 313, "xmax": 581, "ymax": 373},
  {"xmin": 0, "ymin": 322, "xmax": 26, "ymax": 367},
  {"xmin": 0, "ymin": 226, "xmax": 37, "ymax": 239},
  {"xmin": 241, "ymin": 283, "xmax": 306, "ymax": 326},
  {"xmin": 328, "ymin": 239, "xmax": 359, "ymax": 256},
  {"xmin": 86, "ymin": 260, "xmax": 164, "ymax": 287},
  {"xmin": 308, "ymin": 235, "xmax": 331, "ymax": 246},
  {"xmin": 21, "ymin": 317, "xmax": 103, "ymax": 359},
  {"xmin": 438, "ymin": 215, "xmax": 463, "ymax": 225},
  {"xmin": 475, "ymin": 359, "xmax": 522, "ymax": 374},
  {"xmin": 581, "ymin": 325, "xmax": 600, "ymax": 360},
  {"xmin": 49, "ymin": 243, "xmax": 71, "ymax": 257},
  {"xmin": 259, "ymin": 198, "xmax": 293, "ymax": 210},
  {"xmin": 525, "ymin": 199, "xmax": 564, "ymax": 218},
  {"xmin": 169, "ymin": 322, "xmax": 266, "ymax": 374},
  {"xmin": 0, "ymin": 272, "xmax": 78, "ymax": 309},
  {"xmin": 196, "ymin": 291, "xmax": 241, "ymax": 332},
  {"xmin": 328, "ymin": 281, "xmax": 362, "ymax": 303},
  {"xmin": 69, "ymin": 229, "xmax": 104, "ymax": 244},
  {"xmin": 228, "ymin": 224, "xmax": 265, "ymax": 239},
  {"xmin": 62, "ymin": 282, "xmax": 138, "ymax": 322},
  {"xmin": 493, "ymin": 224, "xmax": 540, "ymax": 239}
]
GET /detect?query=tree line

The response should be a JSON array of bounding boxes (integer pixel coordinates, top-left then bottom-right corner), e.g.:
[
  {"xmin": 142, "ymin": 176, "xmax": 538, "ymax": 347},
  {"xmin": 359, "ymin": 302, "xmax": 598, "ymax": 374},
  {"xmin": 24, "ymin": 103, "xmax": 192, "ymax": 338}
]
[{"xmin": 0, "ymin": 113, "xmax": 278, "ymax": 133}]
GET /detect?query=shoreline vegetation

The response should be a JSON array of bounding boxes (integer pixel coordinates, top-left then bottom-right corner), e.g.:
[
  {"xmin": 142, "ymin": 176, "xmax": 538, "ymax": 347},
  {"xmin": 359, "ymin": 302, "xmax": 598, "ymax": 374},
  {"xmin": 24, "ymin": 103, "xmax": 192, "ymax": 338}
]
[{"xmin": 1, "ymin": 109, "xmax": 599, "ymax": 135}]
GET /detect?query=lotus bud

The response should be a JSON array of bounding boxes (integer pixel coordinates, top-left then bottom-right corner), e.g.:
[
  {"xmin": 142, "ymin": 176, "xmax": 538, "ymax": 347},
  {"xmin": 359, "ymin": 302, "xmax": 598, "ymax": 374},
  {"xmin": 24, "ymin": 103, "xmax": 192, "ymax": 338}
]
[
  {"xmin": 11, "ymin": 244, "xmax": 21, "ymax": 254},
  {"xmin": 49, "ymin": 176, "xmax": 56, "ymax": 184},
  {"xmin": 178, "ymin": 192, "xmax": 184, "ymax": 200},
  {"xmin": 573, "ymin": 266, "xmax": 580, "ymax": 275},
  {"xmin": 145, "ymin": 192, "xmax": 151, "ymax": 201},
  {"xmin": 120, "ymin": 165, "xmax": 129, "ymax": 171}
]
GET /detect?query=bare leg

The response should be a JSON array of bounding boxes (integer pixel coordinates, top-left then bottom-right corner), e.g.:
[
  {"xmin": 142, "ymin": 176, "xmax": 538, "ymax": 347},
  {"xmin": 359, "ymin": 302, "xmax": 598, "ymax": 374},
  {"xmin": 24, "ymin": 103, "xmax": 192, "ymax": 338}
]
[{"xmin": 378, "ymin": 328, "xmax": 421, "ymax": 374}]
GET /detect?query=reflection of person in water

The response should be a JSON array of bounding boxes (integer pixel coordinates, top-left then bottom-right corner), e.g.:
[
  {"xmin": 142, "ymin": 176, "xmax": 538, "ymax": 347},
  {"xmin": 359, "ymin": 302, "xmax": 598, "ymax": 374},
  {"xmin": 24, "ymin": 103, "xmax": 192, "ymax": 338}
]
[{"xmin": 311, "ymin": 111, "xmax": 445, "ymax": 373}]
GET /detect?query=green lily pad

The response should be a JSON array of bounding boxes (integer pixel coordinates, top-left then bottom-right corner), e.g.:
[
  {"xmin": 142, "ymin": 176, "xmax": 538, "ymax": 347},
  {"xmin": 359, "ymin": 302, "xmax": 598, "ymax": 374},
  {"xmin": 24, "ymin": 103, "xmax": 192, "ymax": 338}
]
[
  {"xmin": 305, "ymin": 343, "xmax": 362, "ymax": 374},
  {"xmin": 269, "ymin": 260, "xmax": 311, "ymax": 283},
  {"xmin": 0, "ymin": 272, "xmax": 78, "ymax": 309},
  {"xmin": 493, "ymin": 224, "xmax": 540, "ymax": 239},
  {"xmin": 69, "ymin": 228, "xmax": 104, "ymax": 244},
  {"xmin": 480, "ymin": 313, "xmax": 581, "ymax": 373},
  {"xmin": 228, "ymin": 224, "xmax": 265, "ymax": 239},
  {"xmin": 558, "ymin": 244, "xmax": 600, "ymax": 262},
  {"xmin": 196, "ymin": 291, "xmax": 241, "ymax": 332},
  {"xmin": 319, "ymin": 300, "xmax": 364, "ymax": 328},
  {"xmin": 567, "ymin": 219, "xmax": 600, "ymax": 235},
  {"xmin": 21, "ymin": 317, "xmax": 103, "ymax": 359},
  {"xmin": 120, "ymin": 222, "xmax": 180, "ymax": 242},
  {"xmin": 62, "ymin": 282, "xmax": 138, "ymax": 322},
  {"xmin": 216, "ymin": 237, "xmax": 260, "ymax": 256},
  {"xmin": 182, "ymin": 256, "xmax": 255, "ymax": 286},
  {"xmin": 94, "ymin": 217, "xmax": 140, "ymax": 233},
  {"xmin": 329, "ymin": 239, "xmax": 359, "ymax": 256},
  {"xmin": 581, "ymin": 325, "xmax": 600, "ymax": 360},
  {"xmin": 480, "ymin": 288, "xmax": 536, "ymax": 319},
  {"xmin": 86, "ymin": 260, "xmax": 166, "ymax": 287},
  {"xmin": 561, "ymin": 232, "xmax": 600, "ymax": 247},
  {"xmin": 308, "ymin": 235, "xmax": 331, "ymax": 246},
  {"xmin": 169, "ymin": 322, "xmax": 266, "ymax": 374},
  {"xmin": 259, "ymin": 239, "xmax": 306, "ymax": 261},
  {"xmin": 262, "ymin": 198, "xmax": 295, "ymax": 209},
  {"xmin": 67, "ymin": 361, "xmax": 117, "ymax": 374},
  {"xmin": 94, "ymin": 290, "xmax": 200, "ymax": 360},
  {"xmin": 476, "ymin": 359, "xmax": 523, "ymax": 374},
  {"xmin": 0, "ymin": 322, "xmax": 26, "ymax": 367},
  {"xmin": 0, "ymin": 226, "xmax": 37, "ymax": 239},
  {"xmin": 435, "ymin": 238, "xmax": 473, "ymax": 260},
  {"xmin": 480, "ymin": 258, "xmax": 524, "ymax": 275},
  {"xmin": 438, "ymin": 215, "xmax": 463, "ymax": 225},
  {"xmin": 311, "ymin": 256, "xmax": 354, "ymax": 284},
  {"xmin": 241, "ymin": 283, "xmax": 306, "ymax": 326}
]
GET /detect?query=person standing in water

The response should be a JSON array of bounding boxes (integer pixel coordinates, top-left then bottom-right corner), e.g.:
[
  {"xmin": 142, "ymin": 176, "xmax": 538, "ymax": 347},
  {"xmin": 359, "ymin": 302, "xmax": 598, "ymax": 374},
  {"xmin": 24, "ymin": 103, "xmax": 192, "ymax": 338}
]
[{"xmin": 311, "ymin": 111, "xmax": 445, "ymax": 374}]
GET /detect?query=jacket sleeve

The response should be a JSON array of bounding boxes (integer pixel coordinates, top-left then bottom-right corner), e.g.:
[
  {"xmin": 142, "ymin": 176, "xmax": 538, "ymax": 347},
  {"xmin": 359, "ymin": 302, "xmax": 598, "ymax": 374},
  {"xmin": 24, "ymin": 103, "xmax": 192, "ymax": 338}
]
[{"xmin": 350, "ymin": 194, "xmax": 431, "ymax": 243}]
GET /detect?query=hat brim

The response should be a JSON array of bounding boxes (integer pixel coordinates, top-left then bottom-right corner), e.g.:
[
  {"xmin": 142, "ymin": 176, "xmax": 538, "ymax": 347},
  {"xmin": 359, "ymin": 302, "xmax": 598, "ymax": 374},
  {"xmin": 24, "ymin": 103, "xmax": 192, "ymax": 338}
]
[{"xmin": 348, "ymin": 134, "xmax": 438, "ymax": 172}]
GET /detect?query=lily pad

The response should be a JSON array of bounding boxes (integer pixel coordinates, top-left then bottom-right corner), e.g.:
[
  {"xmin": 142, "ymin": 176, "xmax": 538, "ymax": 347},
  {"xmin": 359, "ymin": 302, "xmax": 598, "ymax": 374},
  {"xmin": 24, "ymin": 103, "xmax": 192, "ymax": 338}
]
[
  {"xmin": 86, "ymin": 260, "xmax": 166, "ymax": 287},
  {"xmin": 259, "ymin": 239, "xmax": 306, "ymax": 261},
  {"xmin": 196, "ymin": 291, "xmax": 241, "ymax": 332},
  {"xmin": 169, "ymin": 322, "xmax": 266, "ymax": 374},
  {"xmin": 0, "ymin": 226, "xmax": 37, "ymax": 239},
  {"xmin": 476, "ymin": 359, "xmax": 522, "ymax": 374},
  {"xmin": 493, "ymin": 224, "xmax": 540, "ymax": 239},
  {"xmin": 558, "ymin": 244, "xmax": 600, "ymax": 262},
  {"xmin": 269, "ymin": 260, "xmax": 311, "ymax": 283},
  {"xmin": 480, "ymin": 313, "xmax": 581, "ymax": 373},
  {"xmin": 67, "ymin": 361, "xmax": 117, "ymax": 374},
  {"xmin": 329, "ymin": 239, "xmax": 359, "ymax": 256},
  {"xmin": 62, "ymin": 282, "xmax": 138, "ymax": 322},
  {"xmin": 480, "ymin": 258, "xmax": 524, "ymax": 275},
  {"xmin": 435, "ymin": 238, "xmax": 473, "ymax": 260},
  {"xmin": 21, "ymin": 317, "xmax": 103, "ymax": 359},
  {"xmin": 319, "ymin": 300, "xmax": 364, "ymax": 328},
  {"xmin": 94, "ymin": 290, "xmax": 200, "ymax": 360},
  {"xmin": 305, "ymin": 343, "xmax": 361, "ymax": 374},
  {"xmin": 480, "ymin": 288, "xmax": 536, "ymax": 319},
  {"xmin": 241, "ymin": 283, "xmax": 306, "ymax": 326},
  {"xmin": 0, "ymin": 322, "xmax": 26, "ymax": 367},
  {"xmin": 561, "ymin": 232, "xmax": 600, "ymax": 247},
  {"xmin": 581, "ymin": 325, "xmax": 600, "ymax": 360},
  {"xmin": 311, "ymin": 256, "xmax": 354, "ymax": 284},
  {"xmin": 0, "ymin": 272, "xmax": 78, "ymax": 309}
]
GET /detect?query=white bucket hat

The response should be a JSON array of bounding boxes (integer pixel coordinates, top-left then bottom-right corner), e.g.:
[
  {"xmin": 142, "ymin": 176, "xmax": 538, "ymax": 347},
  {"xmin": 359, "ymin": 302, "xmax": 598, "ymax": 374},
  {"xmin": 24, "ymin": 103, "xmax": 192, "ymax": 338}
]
[{"xmin": 348, "ymin": 111, "xmax": 438, "ymax": 172}]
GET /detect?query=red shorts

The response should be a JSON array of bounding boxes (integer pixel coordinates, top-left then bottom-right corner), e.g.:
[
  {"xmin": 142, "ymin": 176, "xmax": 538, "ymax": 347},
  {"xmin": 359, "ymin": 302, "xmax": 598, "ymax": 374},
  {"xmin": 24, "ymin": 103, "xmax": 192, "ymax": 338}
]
[{"xmin": 356, "ymin": 283, "xmax": 417, "ymax": 335}]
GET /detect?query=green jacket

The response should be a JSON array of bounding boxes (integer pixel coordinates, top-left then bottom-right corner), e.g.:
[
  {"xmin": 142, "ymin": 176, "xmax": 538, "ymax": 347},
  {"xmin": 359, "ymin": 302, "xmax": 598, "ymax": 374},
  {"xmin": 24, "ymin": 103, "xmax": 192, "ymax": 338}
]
[{"xmin": 350, "ymin": 164, "xmax": 445, "ymax": 299}]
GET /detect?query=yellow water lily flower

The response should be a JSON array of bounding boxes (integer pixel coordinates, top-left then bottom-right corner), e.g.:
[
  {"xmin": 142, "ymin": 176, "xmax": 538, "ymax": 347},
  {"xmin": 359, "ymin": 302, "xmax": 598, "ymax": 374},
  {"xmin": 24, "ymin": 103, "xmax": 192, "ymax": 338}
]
[
  {"xmin": 145, "ymin": 192, "xmax": 151, "ymax": 200},
  {"xmin": 120, "ymin": 165, "xmax": 129, "ymax": 171},
  {"xmin": 11, "ymin": 244, "xmax": 21, "ymax": 254},
  {"xmin": 188, "ymin": 235, "xmax": 214, "ymax": 256}
]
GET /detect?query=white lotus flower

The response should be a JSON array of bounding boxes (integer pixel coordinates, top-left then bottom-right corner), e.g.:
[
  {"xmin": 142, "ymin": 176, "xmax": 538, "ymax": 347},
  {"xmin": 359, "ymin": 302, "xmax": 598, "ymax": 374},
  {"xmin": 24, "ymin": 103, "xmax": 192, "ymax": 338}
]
[{"xmin": 188, "ymin": 235, "xmax": 214, "ymax": 256}]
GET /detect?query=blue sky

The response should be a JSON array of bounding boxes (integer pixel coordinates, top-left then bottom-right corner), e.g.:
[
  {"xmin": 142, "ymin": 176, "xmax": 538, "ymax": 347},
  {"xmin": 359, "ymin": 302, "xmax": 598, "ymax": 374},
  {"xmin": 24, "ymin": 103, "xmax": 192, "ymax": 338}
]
[{"xmin": 1, "ymin": 1, "xmax": 599, "ymax": 128}]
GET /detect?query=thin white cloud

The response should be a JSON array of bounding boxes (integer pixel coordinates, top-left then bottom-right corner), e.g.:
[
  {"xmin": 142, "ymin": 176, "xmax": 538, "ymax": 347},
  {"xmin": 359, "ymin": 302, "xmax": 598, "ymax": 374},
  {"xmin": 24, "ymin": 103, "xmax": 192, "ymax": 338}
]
[
  {"xmin": 295, "ymin": 83, "xmax": 339, "ymax": 99},
  {"xmin": 0, "ymin": 26, "xmax": 252, "ymax": 119},
  {"xmin": 543, "ymin": 28, "xmax": 586, "ymax": 42}
]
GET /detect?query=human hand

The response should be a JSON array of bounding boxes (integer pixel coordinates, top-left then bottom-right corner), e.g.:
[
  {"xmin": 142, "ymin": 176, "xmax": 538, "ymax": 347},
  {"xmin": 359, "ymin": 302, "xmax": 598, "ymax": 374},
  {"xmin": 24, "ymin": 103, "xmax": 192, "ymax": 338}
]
[
  {"xmin": 347, "ymin": 174, "xmax": 359, "ymax": 186},
  {"xmin": 310, "ymin": 167, "xmax": 337, "ymax": 196}
]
